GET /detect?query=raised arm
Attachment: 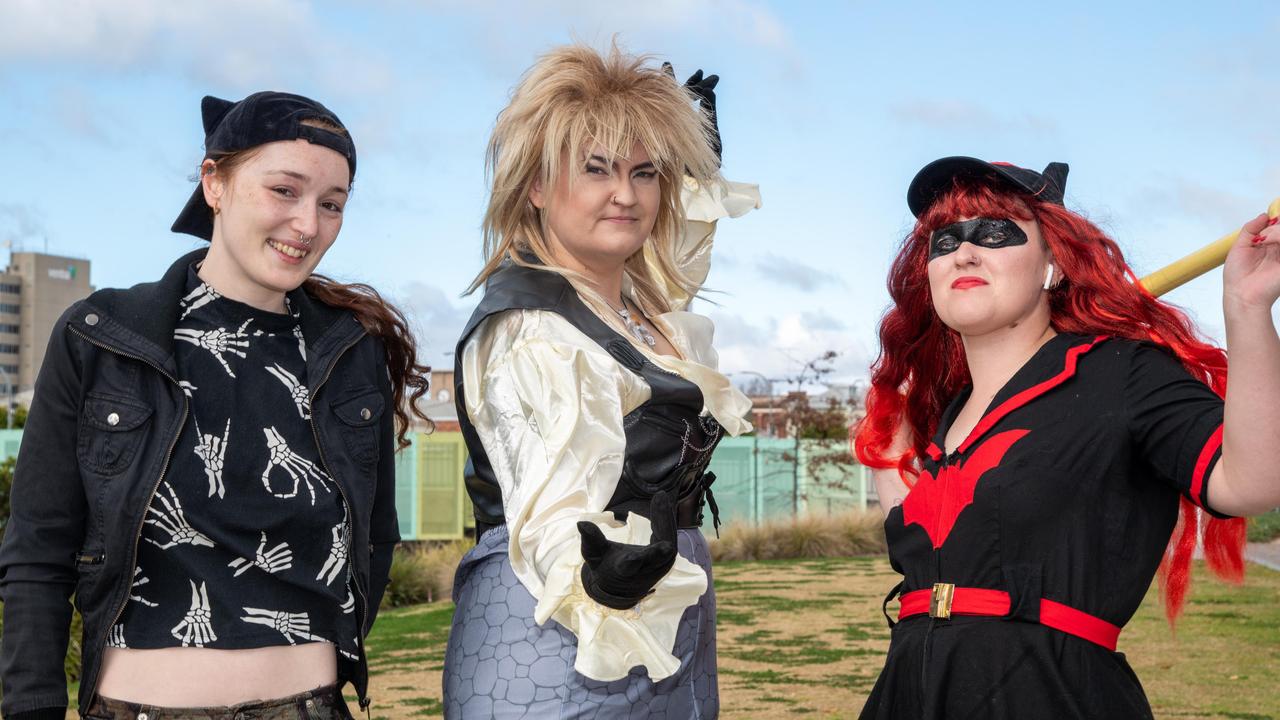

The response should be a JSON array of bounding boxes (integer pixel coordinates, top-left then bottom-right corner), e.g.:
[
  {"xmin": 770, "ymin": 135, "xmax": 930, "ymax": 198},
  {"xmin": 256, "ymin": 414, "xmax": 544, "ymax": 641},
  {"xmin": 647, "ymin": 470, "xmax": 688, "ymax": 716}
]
[{"xmin": 1207, "ymin": 213, "xmax": 1280, "ymax": 516}]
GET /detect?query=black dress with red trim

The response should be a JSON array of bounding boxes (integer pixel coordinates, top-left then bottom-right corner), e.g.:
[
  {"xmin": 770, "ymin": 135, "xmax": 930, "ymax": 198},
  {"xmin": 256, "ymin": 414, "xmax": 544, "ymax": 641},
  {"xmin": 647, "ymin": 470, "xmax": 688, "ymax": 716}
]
[{"xmin": 859, "ymin": 333, "xmax": 1232, "ymax": 720}]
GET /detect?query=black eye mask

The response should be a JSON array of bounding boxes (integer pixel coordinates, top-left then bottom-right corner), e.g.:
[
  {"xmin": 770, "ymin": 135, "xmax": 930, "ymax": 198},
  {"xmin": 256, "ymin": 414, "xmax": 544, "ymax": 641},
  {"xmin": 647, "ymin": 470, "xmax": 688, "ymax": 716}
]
[{"xmin": 929, "ymin": 218, "xmax": 1028, "ymax": 260}]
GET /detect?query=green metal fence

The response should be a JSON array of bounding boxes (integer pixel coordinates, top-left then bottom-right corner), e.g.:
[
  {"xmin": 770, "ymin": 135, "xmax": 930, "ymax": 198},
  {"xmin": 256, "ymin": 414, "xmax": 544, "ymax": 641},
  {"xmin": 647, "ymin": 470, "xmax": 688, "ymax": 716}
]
[
  {"xmin": 706, "ymin": 437, "xmax": 873, "ymax": 527},
  {"xmin": 0, "ymin": 429, "xmax": 874, "ymax": 541}
]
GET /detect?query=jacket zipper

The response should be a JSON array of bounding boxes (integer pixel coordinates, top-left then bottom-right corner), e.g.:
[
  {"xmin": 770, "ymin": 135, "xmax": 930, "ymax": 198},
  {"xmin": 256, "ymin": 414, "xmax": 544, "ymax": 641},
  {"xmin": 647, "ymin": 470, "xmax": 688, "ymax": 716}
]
[
  {"xmin": 69, "ymin": 325, "xmax": 189, "ymax": 706},
  {"xmin": 306, "ymin": 329, "xmax": 373, "ymax": 710}
]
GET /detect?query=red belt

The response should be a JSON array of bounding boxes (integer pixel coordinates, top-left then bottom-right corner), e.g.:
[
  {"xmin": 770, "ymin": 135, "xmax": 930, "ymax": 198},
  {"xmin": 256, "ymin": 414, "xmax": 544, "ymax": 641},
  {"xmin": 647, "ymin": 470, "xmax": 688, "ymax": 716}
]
[{"xmin": 898, "ymin": 584, "xmax": 1121, "ymax": 651}]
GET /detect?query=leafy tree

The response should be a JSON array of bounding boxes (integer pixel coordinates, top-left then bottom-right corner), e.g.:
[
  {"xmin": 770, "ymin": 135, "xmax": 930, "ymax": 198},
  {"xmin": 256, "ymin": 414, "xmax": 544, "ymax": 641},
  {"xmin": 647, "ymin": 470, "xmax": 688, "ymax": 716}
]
[
  {"xmin": 0, "ymin": 455, "xmax": 14, "ymax": 543},
  {"xmin": 0, "ymin": 404, "xmax": 26, "ymax": 429},
  {"xmin": 760, "ymin": 351, "xmax": 864, "ymax": 514}
]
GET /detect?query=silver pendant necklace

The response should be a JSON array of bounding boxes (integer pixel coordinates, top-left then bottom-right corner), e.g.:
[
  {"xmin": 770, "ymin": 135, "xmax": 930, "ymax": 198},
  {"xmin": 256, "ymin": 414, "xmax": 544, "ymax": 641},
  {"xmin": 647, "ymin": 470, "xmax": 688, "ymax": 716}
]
[{"xmin": 614, "ymin": 299, "xmax": 656, "ymax": 347}]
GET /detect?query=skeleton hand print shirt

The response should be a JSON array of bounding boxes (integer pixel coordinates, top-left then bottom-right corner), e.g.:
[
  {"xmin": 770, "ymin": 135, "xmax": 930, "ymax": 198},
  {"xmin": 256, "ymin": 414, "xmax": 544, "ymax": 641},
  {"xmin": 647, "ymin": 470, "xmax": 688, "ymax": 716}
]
[{"xmin": 117, "ymin": 265, "xmax": 358, "ymax": 658}]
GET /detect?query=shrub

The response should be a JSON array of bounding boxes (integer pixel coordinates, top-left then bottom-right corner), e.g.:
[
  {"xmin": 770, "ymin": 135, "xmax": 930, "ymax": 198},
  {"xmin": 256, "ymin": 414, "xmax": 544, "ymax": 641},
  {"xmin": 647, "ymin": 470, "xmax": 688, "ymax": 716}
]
[
  {"xmin": 1248, "ymin": 510, "xmax": 1280, "ymax": 543},
  {"xmin": 382, "ymin": 541, "xmax": 469, "ymax": 608},
  {"xmin": 710, "ymin": 510, "xmax": 887, "ymax": 563},
  {"xmin": 0, "ymin": 455, "xmax": 14, "ymax": 543}
]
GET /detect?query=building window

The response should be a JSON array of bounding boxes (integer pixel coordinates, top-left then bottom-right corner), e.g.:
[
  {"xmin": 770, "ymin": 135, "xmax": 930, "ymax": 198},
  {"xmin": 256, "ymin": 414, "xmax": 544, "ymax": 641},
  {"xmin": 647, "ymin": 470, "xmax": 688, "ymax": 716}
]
[
  {"xmin": 0, "ymin": 325, "xmax": 18, "ymax": 334},
  {"xmin": 0, "ymin": 305, "xmax": 18, "ymax": 314},
  {"xmin": 0, "ymin": 284, "xmax": 19, "ymax": 295},
  {"xmin": 0, "ymin": 366, "xmax": 16, "ymax": 375},
  {"xmin": 0, "ymin": 345, "xmax": 18, "ymax": 355}
]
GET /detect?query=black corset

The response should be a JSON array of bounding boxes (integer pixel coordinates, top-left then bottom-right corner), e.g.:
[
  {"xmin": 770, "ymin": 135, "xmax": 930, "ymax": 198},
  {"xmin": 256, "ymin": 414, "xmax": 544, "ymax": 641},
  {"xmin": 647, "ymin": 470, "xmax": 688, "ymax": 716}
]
[{"xmin": 454, "ymin": 263, "xmax": 724, "ymax": 541}]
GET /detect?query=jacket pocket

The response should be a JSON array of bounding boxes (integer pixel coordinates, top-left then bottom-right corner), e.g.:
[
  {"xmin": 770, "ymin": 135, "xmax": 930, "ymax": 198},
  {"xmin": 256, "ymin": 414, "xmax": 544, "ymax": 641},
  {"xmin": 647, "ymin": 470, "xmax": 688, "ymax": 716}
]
[
  {"xmin": 331, "ymin": 388, "xmax": 384, "ymax": 467},
  {"xmin": 77, "ymin": 392, "xmax": 153, "ymax": 476}
]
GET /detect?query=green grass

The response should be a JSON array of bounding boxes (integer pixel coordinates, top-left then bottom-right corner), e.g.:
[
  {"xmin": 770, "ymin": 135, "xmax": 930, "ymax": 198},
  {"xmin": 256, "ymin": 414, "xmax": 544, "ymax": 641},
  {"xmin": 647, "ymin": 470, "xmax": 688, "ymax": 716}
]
[
  {"xmin": 25, "ymin": 554, "xmax": 1270, "ymax": 719},
  {"xmin": 1248, "ymin": 509, "xmax": 1280, "ymax": 543},
  {"xmin": 363, "ymin": 603, "xmax": 454, "ymax": 677}
]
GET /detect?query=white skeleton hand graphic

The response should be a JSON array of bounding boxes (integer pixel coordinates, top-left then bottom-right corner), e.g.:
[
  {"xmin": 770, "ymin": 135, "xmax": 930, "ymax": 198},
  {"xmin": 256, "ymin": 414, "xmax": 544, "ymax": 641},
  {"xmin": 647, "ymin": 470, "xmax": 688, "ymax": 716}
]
[
  {"xmin": 261, "ymin": 427, "xmax": 332, "ymax": 505},
  {"xmin": 171, "ymin": 580, "xmax": 216, "ymax": 647},
  {"xmin": 178, "ymin": 283, "xmax": 221, "ymax": 321},
  {"xmin": 130, "ymin": 566, "xmax": 158, "ymax": 607},
  {"xmin": 179, "ymin": 380, "xmax": 198, "ymax": 398},
  {"xmin": 145, "ymin": 484, "xmax": 215, "ymax": 550},
  {"xmin": 341, "ymin": 587, "xmax": 355, "ymax": 614},
  {"xmin": 293, "ymin": 325, "xmax": 306, "ymax": 360},
  {"xmin": 228, "ymin": 531, "xmax": 293, "ymax": 577},
  {"xmin": 316, "ymin": 522, "xmax": 349, "ymax": 586},
  {"xmin": 265, "ymin": 363, "xmax": 311, "ymax": 419},
  {"xmin": 173, "ymin": 318, "xmax": 253, "ymax": 377},
  {"xmin": 107, "ymin": 623, "xmax": 127, "ymax": 648},
  {"xmin": 240, "ymin": 607, "xmax": 322, "ymax": 644},
  {"xmin": 339, "ymin": 643, "xmax": 359, "ymax": 661},
  {"xmin": 192, "ymin": 416, "xmax": 231, "ymax": 498}
]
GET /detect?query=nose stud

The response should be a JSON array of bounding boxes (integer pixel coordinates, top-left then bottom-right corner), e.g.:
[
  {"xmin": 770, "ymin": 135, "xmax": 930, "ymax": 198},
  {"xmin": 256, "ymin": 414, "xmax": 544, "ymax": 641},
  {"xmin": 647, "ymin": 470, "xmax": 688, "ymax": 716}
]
[{"xmin": 299, "ymin": 232, "xmax": 314, "ymax": 247}]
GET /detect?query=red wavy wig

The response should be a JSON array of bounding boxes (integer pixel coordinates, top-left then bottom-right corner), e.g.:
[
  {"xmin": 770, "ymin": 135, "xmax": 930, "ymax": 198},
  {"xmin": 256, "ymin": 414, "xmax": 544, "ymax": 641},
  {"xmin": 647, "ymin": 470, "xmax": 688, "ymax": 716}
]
[{"xmin": 853, "ymin": 179, "xmax": 1246, "ymax": 622}]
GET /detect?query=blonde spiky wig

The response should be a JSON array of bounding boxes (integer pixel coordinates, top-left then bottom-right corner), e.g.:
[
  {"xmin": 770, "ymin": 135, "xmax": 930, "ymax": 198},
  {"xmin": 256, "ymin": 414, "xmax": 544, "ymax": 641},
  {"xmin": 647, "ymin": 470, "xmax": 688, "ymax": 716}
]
[{"xmin": 468, "ymin": 42, "xmax": 722, "ymax": 313}]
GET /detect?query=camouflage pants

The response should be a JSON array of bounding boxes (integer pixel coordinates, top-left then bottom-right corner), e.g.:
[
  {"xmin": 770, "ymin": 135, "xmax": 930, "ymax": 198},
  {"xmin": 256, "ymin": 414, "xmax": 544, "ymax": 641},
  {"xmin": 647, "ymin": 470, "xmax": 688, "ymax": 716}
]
[{"xmin": 85, "ymin": 684, "xmax": 353, "ymax": 720}]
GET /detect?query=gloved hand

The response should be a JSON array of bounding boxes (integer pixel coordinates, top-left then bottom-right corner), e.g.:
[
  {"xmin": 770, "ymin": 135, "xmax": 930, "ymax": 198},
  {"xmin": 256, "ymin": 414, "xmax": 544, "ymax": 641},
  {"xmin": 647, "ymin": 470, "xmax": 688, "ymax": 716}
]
[
  {"xmin": 663, "ymin": 62, "xmax": 722, "ymax": 164},
  {"xmin": 578, "ymin": 491, "xmax": 679, "ymax": 610}
]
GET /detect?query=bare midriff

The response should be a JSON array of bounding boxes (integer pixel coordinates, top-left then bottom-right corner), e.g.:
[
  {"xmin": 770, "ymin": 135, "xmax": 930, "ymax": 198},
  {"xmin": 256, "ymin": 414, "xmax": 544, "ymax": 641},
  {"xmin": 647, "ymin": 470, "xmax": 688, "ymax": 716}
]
[{"xmin": 97, "ymin": 643, "xmax": 338, "ymax": 706}]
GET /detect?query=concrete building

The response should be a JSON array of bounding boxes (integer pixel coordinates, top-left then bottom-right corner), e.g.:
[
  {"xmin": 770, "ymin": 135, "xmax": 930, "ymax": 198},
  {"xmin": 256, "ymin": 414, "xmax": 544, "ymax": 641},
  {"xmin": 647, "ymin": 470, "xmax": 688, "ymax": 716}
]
[{"xmin": 0, "ymin": 252, "xmax": 93, "ymax": 396}]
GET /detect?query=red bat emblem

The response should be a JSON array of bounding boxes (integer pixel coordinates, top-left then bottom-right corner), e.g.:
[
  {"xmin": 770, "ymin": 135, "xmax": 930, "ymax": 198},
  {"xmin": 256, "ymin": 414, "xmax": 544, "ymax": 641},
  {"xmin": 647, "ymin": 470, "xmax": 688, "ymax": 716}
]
[{"xmin": 902, "ymin": 429, "xmax": 1029, "ymax": 548}]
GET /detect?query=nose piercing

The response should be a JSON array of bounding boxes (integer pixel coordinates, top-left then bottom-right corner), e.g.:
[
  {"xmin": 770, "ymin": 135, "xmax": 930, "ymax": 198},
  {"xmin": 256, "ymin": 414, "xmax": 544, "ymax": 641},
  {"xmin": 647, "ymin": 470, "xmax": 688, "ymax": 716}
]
[{"xmin": 299, "ymin": 232, "xmax": 314, "ymax": 246}]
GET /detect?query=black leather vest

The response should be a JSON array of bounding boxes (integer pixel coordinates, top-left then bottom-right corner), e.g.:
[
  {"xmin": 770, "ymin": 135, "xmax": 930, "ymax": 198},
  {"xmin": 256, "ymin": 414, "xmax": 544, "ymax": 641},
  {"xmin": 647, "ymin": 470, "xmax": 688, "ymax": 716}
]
[{"xmin": 454, "ymin": 262, "xmax": 723, "ymax": 541}]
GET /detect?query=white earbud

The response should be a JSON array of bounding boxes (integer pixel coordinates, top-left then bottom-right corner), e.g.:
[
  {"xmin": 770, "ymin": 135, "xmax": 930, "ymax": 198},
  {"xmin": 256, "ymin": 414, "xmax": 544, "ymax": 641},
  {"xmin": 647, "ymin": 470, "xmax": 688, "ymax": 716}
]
[{"xmin": 1043, "ymin": 265, "xmax": 1055, "ymax": 291}]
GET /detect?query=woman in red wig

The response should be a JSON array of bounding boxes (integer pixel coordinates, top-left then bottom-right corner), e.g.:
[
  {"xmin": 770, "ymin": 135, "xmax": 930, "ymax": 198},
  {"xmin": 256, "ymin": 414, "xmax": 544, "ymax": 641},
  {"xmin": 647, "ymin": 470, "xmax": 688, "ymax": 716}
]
[{"xmin": 853, "ymin": 156, "xmax": 1280, "ymax": 719}]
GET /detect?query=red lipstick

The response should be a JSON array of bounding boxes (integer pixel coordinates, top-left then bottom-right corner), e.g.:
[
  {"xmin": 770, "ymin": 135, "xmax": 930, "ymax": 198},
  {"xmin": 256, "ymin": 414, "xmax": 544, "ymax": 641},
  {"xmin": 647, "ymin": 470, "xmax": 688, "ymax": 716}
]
[{"xmin": 951, "ymin": 276, "xmax": 988, "ymax": 290}]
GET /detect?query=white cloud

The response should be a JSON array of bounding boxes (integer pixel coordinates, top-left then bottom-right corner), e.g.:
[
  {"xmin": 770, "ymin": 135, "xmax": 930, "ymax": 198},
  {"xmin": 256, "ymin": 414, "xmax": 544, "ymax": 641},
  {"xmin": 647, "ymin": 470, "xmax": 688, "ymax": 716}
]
[
  {"xmin": 1129, "ymin": 178, "xmax": 1256, "ymax": 226},
  {"xmin": 756, "ymin": 252, "xmax": 844, "ymax": 291},
  {"xmin": 374, "ymin": 0, "xmax": 798, "ymax": 79},
  {"xmin": 395, "ymin": 281, "xmax": 477, "ymax": 368},
  {"xmin": 0, "ymin": 203, "xmax": 47, "ymax": 248},
  {"xmin": 889, "ymin": 99, "xmax": 1058, "ymax": 136},
  {"xmin": 0, "ymin": 0, "xmax": 394, "ymax": 98},
  {"xmin": 801, "ymin": 309, "xmax": 845, "ymax": 331},
  {"xmin": 399, "ymin": 0, "xmax": 792, "ymax": 50},
  {"xmin": 710, "ymin": 309, "xmax": 873, "ymax": 386}
]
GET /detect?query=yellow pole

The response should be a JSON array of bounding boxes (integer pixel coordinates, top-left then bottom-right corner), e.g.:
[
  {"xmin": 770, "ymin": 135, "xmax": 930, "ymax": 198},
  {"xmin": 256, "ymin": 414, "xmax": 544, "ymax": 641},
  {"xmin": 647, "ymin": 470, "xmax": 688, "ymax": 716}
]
[{"xmin": 1139, "ymin": 198, "xmax": 1280, "ymax": 297}]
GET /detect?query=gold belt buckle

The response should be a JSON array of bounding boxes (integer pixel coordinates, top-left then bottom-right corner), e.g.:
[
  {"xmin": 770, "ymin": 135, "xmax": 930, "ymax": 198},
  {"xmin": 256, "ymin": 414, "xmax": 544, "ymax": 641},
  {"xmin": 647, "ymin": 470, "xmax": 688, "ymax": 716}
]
[{"xmin": 930, "ymin": 582, "xmax": 956, "ymax": 619}]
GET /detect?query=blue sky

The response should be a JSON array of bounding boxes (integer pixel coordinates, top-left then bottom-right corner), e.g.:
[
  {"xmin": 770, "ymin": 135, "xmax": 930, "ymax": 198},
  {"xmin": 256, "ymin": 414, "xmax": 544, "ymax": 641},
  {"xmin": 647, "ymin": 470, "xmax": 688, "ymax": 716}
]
[{"xmin": 2, "ymin": 1, "xmax": 1277, "ymax": 386}]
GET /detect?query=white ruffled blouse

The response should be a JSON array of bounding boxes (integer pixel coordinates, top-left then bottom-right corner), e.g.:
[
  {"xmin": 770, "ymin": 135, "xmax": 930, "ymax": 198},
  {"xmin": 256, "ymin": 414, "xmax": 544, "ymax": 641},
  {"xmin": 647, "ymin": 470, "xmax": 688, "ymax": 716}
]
[{"xmin": 460, "ymin": 179, "xmax": 760, "ymax": 682}]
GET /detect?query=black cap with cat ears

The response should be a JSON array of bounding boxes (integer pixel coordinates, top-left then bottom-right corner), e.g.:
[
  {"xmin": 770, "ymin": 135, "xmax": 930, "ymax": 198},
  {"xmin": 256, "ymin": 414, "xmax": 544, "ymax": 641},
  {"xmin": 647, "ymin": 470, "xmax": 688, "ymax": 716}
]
[{"xmin": 171, "ymin": 91, "xmax": 356, "ymax": 240}]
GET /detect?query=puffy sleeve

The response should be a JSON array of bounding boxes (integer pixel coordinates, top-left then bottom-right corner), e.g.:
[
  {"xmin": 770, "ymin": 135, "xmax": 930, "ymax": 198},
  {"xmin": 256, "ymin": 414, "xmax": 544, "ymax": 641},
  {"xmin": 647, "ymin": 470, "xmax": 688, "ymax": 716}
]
[
  {"xmin": 460, "ymin": 309, "xmax": 710, "ymax": 681},
  {"xmin": 650, "ymin": 177, "xmax": 761, "ymax": 312},
  {"xmin": 1124, "ymin": 342, "xmax": 1231, "ymax": 517}
]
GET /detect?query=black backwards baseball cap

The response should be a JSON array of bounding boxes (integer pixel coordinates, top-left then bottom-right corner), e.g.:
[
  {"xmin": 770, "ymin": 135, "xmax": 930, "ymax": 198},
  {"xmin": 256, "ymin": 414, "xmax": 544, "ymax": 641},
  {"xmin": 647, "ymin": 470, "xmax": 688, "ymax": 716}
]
[
  {"xmin": 172, "ymin": 91, "xmax": 357, "ymax": 241},
  {"xmin": 907, "ymin": 156, "xmax": 1069, "ymax": 218}
]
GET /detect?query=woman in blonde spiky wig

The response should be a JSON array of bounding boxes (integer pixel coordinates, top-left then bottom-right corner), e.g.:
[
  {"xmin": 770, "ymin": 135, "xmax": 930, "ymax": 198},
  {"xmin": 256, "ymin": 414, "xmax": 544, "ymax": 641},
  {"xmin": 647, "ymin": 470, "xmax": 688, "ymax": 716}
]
[{"xmin": 443, "ymin": 43, "xmax": 760, "ymax": 718}]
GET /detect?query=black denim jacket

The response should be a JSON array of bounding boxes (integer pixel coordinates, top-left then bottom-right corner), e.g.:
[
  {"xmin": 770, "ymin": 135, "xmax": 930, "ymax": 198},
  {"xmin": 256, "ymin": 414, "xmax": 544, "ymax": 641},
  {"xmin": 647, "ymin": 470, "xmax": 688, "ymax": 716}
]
[{"xmin": 0, "ymin": 249, "xmax": 400, "ymax": 719}]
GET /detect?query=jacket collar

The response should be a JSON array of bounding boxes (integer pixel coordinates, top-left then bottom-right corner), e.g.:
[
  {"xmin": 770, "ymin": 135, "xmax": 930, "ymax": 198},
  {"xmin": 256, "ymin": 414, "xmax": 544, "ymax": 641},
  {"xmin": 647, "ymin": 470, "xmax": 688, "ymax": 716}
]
[
  {"xmin": 75, "ymin": 247, "xmax": 360, "ymax": 374},
  {"xmin": 926, "ymin": 333, "xmax": 1106, "ymax": 462}
]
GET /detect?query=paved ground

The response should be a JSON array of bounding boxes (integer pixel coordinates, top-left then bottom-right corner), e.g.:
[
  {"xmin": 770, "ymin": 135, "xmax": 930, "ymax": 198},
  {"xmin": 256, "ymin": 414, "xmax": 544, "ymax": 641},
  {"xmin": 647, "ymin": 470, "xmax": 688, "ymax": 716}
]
[{"xmin": 1247, "ymin": 540, "xmax": 1280, "ymax": 571}]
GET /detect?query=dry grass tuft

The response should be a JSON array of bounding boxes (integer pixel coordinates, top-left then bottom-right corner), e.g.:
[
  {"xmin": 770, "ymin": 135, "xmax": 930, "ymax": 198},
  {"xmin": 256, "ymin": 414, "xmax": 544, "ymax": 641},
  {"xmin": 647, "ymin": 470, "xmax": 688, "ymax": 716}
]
[
  {"xmin": 710, "ymin": 510, "xmax": 887, "ymax": 563},
  {"xmin": 383, "ymin": 540, "xmax": 470, "ymax": 608}
]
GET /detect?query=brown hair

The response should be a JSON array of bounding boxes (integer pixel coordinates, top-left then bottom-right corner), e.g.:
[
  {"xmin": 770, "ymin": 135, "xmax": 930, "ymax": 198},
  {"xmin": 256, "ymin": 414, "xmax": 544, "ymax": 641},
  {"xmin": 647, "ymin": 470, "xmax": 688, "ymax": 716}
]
[
  {"xmin": 202, "ymin": 119, "xmax": 432, "ymax": 447},
  {"xmin": 300, "ymin": 275, "xmax": 433, "ymax": 446}
]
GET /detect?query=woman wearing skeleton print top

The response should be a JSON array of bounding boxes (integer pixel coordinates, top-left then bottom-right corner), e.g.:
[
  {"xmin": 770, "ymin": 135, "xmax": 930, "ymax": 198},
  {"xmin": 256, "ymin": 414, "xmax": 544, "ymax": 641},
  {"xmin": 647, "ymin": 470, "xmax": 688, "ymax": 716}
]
[
  {"xmin": 0, "ymin": 91, "xmax": 429, "ymax": 720},
  {"xmin": 853, "ymin": 156, "xmax": 1280, "ymax": 719}
]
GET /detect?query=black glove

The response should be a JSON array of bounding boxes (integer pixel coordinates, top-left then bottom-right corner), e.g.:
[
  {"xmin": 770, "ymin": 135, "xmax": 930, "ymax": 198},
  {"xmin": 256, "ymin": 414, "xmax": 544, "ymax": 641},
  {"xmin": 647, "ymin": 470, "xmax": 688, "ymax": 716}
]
[
  {"xmin": 578, "ymin": 491, "xmax": 679, "ymax": 609},
  {"xmin": 663, "ymin": 62, "xmax": 722, "ymax": 164}
]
